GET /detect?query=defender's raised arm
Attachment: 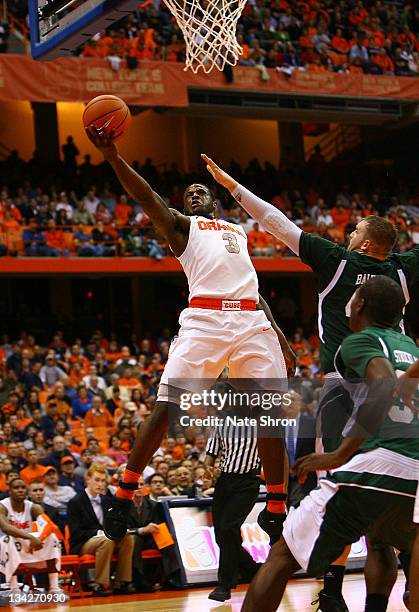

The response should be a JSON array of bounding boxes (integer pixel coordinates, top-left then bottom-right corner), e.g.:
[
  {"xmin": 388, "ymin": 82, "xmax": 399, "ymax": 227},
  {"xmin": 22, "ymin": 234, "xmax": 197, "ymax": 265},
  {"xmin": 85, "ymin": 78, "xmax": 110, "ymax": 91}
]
[{"xmin": 201, "ymin": 153, "xmax": 301, "ymax": 254}]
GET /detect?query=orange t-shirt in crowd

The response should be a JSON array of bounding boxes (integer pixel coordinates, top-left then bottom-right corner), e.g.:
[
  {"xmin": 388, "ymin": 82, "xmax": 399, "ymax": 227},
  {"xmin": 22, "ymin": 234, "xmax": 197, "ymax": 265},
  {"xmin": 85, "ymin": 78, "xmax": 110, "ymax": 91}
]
[
  {"xmin": 0, "ymin": 474, "xmax": 7, "ymax": 492},
  {"xmin": 374, "ymin": 54, "xmax": 394, "ymax": 73},
  {"xmin": 331, "ymin": 36, "xmax": 349, "ymax": 53},
  {"xmin": 308, "ymin": 334, "xmax": 320, "ymax": 350},
  {"xmin": 299, "ymin": 34, "xmax": 314, "ymax": 49},
  {"xmin": 247, "ymin": 230, "xmax": 272, "ymax": 249},
  {"xmin": 331, "ymin": 207, "xmax": 351, "ymax": 227},
  {"xmin": 45, "ymin": 229, "xmax": 66, "ymax": 250},
  {"xmin": 172, "ymin": 444, "xmax": 185, "ymax": 461},
  {"xmin": 84, "ymin": 407, "xmax": 114, "ymax": 429},
  {"xmin": 119, "ymin": 376, "xmax": 141, "ymax": 388},
  {"xmin": 114, "ymin": 203, "xmax": 132, "ymax": 226},
  {"xmin": 20, "ymin": 465, "xmax": 49, "ymax": 486},
  {"xmin": 105, "ymin": 351, "xmax": 121, "ymax": 363}
]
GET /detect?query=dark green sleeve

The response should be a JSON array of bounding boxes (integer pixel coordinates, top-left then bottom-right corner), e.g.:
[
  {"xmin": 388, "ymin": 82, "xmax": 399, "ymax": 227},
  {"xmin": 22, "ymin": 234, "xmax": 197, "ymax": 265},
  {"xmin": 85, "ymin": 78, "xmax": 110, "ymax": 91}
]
[
  {"xmin": 340, "ymin": 333, "xmax": 388, "ymax": 379},
  {"xmin": 299, "ymin": 232, "xmax": 346, "ymax": 289},
  {"xmin": 394, "ymin": 245, "xmax": 419, "ymax": 288}
]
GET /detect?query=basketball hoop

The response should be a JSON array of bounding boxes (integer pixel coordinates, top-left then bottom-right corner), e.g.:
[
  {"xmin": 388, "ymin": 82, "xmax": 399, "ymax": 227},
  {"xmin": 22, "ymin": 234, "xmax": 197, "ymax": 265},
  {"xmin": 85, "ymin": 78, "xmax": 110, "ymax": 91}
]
[{"xmin": 162, "ymin": 0, "xmax": 247, "ymax": 73}]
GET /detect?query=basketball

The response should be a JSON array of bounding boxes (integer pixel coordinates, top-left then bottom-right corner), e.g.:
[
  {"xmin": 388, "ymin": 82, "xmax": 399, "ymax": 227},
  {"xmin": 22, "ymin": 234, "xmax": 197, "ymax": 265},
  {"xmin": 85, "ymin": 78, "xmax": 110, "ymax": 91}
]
[{"xmin": 83, "ymin": 95, "xmax": 131, "ymax": 141}]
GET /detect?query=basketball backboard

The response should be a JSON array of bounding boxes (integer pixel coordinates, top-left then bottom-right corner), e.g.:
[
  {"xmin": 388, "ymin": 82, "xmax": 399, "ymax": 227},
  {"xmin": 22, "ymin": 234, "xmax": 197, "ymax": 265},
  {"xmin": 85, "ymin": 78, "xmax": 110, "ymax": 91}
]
[{"xmin": 29, "ymin": 0, "xmax": 139, "ymax": 60}]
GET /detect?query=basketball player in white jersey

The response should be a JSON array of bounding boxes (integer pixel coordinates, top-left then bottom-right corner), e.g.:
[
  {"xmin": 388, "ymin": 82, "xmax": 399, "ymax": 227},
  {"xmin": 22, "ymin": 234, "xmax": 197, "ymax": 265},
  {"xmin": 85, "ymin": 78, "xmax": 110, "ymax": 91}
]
[
  {"xmin": 0, "ymin": 478, "xmax": 63, "ymax": 598},
  {"xmin": 87, "ymin": 127, "xmax": 295, "ymax": 543}
]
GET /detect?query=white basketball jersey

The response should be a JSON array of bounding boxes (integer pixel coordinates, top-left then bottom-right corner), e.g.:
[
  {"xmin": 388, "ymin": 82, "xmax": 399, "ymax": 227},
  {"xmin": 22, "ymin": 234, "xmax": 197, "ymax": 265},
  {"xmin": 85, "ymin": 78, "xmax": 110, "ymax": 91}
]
[
  {"xmin": 0, "ymin": 498, "xmax": 33, "ymax": 534},
  {"xmin": 178, "ymin": 216, "xmax": 259, "ymax": 301}
]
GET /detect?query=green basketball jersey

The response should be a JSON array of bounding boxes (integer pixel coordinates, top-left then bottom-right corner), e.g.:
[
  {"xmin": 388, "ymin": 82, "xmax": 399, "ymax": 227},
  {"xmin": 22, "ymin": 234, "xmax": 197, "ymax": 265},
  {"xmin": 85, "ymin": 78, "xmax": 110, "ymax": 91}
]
[
  {"xmin": 336, "ymin": 326, "xmax": 419, "ymax": 459},
  {"xmin": 299, "ymin": 233, "xmax": 419, "ymax": 374}
]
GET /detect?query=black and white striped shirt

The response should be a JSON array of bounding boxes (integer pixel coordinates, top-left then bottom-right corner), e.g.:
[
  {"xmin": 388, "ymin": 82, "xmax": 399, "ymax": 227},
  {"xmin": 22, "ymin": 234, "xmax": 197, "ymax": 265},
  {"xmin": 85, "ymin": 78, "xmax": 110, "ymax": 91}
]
[{"xmin": 206, "ymin": 418, "xmax": 260, "ymax": 474}]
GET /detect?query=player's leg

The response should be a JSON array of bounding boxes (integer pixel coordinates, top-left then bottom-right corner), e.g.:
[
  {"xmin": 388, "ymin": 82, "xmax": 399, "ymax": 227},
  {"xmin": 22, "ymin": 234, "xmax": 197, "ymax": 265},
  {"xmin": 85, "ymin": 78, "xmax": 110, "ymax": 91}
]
[
  {"xmin": 241, "ymin": 536, "xmax": 300, "ymax": 611},
  {"xmin": 105, "ymin": 309, "xmax": 228, "ymax": 539},
  {"xmin": 243, "ymin": 479, "xmax": 359, "ymax": 611},
  {"xmin": 410, "ymin": 527, "xmax": 419, "ymax": 611},
  {"xmin": 228, "ymin": 313, "xmax": 289, "ymax": 542},
  {"xmin": 315, "ymin": 378, "xmax": 354, "ymax": 611},
  {"xmin": 363, "ymin": 543, "xmax": 398, "ymax": 612},
  {"xmin": 366, "ymin": 494, "xmax": 417, "ymax": 611}
]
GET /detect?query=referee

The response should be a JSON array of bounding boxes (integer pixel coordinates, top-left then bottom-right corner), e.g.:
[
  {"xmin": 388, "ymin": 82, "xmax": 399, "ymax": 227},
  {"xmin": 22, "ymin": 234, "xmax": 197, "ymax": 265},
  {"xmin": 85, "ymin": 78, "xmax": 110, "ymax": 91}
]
[{"xmin": 204, "ymin": 405, "xmax": 261, "ymax": 603}]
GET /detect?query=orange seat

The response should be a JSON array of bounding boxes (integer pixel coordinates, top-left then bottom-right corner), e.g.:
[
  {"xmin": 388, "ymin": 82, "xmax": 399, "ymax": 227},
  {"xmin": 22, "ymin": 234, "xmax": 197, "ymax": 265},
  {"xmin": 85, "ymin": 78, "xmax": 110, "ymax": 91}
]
[{"xmin": 141, "ymin": 549, "xmax": 163, "ymax": 559}]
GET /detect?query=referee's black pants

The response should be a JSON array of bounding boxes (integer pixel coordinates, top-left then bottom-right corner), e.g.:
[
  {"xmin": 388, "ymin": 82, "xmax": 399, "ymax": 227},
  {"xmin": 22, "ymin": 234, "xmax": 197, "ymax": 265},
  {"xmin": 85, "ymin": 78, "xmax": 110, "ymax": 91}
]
[{"xmin": 212, "ymin": 471, "xmax": 260, "ymax": 589}]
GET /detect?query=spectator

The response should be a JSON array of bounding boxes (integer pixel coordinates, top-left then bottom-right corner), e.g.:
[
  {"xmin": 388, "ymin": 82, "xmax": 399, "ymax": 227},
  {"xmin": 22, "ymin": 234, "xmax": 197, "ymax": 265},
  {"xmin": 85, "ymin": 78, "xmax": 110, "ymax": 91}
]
[
  {"xmin": 42, "ymin": 435, "xmax": 74, "ymax": 470},
  {"xmin": 58, "ymin": 456, "xmax": 85, "ymax": 493},
  {"xmin": 40, "ymin": 355, "xmax": 67, "ymax": 387},
  {"xmin": 67, "ymin": 465, "xmax": 135, "ymax": 596},
  {"xmin": 43, "ymin": 466, "xmax": 77, "ymax": 511},
  {"xmin": 84, "ymin": 396, "xmax": 114, "ymax": 429},
  {"xmin": 27, "ymin": 480, "xmax": 60, "ymax": 526},
  {"xmin": 72, "ymin": 386, "xmax": 93, "ymax": 419},
  {"xmin": 247, "ymin": 222, "xmax": 275, "ymax": 256},
  {"xmin": 62, "ymin": 136, "xmax": 79, "ymax": 175},
  {"xmin": 349, "ymin": 33, "xmax": 369, "ymax": 65},
  {"xmin": 128, "ymin": 473, "xmax": 181, "ymax": 589},
  {"xmin": 20, "ymin": 449, "xmax": 51, "ymax": 485}
]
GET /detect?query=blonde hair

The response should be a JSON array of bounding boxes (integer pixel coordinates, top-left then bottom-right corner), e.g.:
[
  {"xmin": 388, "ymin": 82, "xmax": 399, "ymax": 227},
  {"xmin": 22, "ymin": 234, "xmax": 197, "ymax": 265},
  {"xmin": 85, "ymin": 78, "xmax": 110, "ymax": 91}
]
[{"xmin": 86, "ymin": 464, "xmax": 108, "ymax": 478}]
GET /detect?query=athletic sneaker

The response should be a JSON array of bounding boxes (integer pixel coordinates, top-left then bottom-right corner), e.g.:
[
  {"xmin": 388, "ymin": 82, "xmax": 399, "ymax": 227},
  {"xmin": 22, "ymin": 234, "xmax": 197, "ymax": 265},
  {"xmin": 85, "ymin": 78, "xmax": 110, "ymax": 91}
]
[
  {"xmin": 403, "ymin": 588, "xmax": 409, "ymax": 609},
  {"xmin": 257, "ymin": 508, "xmax": 286, "ymax": 545},
  {"xmin": 312, "ymin": 589, "xmax": 349, "ymax": 612},
  {"xmin": 103, "ymin": 496, "xmax": 133, "ymax": 540},
  {"xmin": 208, "ymin": 587, "xmax": 231, "ymax": 602}
]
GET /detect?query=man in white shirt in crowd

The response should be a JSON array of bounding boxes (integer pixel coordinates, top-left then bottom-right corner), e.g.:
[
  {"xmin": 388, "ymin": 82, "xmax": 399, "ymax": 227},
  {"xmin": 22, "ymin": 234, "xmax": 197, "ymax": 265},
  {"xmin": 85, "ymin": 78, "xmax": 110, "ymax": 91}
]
[{"xmin": 43, "ymin": 467, "xmax": 76, "ymax": 511}]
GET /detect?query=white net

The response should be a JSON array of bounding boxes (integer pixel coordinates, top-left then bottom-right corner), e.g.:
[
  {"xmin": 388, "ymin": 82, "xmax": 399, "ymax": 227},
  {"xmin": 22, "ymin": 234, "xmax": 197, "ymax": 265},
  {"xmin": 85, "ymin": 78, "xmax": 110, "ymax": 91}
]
[{"xmin": 162, "ymin": 0, "xmax": 247, "ymax": 73}]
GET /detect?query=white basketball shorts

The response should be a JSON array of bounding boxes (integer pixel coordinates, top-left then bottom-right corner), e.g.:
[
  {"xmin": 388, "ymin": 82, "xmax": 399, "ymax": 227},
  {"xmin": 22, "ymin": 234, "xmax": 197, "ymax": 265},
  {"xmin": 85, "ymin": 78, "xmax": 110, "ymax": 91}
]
[{"xmin": 157, "ymin": 307, "xmax": 287, "ymax": 402}]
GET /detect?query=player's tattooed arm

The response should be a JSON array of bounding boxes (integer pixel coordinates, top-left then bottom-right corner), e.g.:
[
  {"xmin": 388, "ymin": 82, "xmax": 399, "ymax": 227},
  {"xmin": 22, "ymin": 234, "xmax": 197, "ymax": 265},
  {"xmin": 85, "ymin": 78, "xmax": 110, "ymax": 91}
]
[
  {"xmin": 257, "ymin": 294, "xmax": 297, "ymax": 376},
  {"xmin": 202, "ymin": 154, "xmax": 301, "ymax": 253}
]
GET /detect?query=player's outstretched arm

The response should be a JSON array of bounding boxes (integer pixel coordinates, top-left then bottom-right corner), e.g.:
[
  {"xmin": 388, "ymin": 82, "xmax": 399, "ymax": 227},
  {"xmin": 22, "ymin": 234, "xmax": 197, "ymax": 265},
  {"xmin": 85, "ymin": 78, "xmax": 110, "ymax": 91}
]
[
  {"xmin": 87, "ymin": 128, "xmax": 189, "ymax": 251},
  {"xmin": 295, "ymin": 355, "xmax": 396, "ymax": 481},
  {"xmin": 202, "ymin": 154, "xmax": 301, "ymax": 254}
]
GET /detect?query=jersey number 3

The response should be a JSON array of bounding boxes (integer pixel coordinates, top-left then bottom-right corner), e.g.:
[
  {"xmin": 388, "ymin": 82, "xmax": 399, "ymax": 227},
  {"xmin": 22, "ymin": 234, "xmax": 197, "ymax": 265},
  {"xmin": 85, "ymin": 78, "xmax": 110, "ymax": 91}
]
[{"xmin": 223, "ymin": 232, "xmax": 240, "ymax": 254}]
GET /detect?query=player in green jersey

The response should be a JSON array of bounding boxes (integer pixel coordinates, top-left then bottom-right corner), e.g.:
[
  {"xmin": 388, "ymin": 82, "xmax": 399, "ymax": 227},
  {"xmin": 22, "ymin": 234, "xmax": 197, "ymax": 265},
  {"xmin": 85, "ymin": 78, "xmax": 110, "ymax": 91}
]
[
  {"xmin": 202, "ymin": 154, "xmax": 419, "ymax": 609},
  {"xmin": 241, "ymin": 276, "xmax": 419, "ymax": 612}
]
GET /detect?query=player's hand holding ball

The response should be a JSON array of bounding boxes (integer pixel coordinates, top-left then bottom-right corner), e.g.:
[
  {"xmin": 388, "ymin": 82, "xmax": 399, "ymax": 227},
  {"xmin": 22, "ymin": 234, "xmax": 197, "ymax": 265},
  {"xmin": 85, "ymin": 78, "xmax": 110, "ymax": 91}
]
[{"xmin": 83, "ymin": 95, "xmax": 131, "ymax": 162}]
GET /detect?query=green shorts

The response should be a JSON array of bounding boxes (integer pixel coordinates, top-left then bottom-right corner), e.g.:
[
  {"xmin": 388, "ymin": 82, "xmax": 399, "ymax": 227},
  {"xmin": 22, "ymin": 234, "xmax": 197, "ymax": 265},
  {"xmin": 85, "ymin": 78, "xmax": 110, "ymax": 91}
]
[{"xmin": 282, "ymin": 448, "xmax": 417, "ymax": 577}]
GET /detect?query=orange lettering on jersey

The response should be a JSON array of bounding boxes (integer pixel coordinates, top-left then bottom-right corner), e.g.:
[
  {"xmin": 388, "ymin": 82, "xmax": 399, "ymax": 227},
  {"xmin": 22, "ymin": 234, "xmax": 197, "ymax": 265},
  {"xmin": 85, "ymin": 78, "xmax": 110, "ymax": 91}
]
[
  {"xmin": 9, "ymin": 519, "xmax": 29, "ymax": 529},
  {"xmin": 196, "ymin": 219, "xmax": 245, "ymax": 238}
]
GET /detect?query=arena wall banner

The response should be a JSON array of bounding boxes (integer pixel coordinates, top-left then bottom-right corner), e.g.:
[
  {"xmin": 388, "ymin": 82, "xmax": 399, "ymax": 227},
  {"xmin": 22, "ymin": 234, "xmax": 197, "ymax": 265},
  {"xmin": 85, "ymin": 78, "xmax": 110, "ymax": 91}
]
[{"xmin": 0, "ymin": 55, "xmax": 418, "ymax": 105}]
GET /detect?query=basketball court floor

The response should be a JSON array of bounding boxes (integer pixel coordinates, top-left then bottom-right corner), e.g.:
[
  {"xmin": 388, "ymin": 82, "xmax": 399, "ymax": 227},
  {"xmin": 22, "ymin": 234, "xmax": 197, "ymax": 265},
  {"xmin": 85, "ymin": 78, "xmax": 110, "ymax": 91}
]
[{"xmin": 20, "ymin": 572, "xmax": 407, "ymax": 612}]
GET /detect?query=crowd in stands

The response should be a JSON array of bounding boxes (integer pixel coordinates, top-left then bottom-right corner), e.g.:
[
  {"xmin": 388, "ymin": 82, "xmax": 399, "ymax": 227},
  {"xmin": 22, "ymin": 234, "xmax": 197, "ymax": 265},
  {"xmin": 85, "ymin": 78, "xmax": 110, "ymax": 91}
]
[
  {"xmin": 68, "ymin": 0, "xmax": 418, "ymax": 77},
  {"xmin": 0, "ymin": 322, "xmax": 327, "ymax": 592},
  {"xmin": 0, "ymin": 143, "xmax": 418, "ymax": 258},
  {"xmin": 3, "ymin": 0, "xmax": 418, "ymax": 76}
]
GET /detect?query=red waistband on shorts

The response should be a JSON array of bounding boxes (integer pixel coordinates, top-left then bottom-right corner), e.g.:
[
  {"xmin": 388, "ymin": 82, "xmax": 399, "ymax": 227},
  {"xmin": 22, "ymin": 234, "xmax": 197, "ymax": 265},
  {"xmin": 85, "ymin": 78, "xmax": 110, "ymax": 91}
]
[{"xmin": 189, "ymin": 297, "xmax": 257, "ymax": 311}]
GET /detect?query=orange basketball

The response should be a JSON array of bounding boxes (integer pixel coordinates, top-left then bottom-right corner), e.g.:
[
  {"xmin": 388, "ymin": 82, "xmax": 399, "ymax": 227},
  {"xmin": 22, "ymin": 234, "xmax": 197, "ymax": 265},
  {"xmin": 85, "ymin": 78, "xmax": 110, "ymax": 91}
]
[{"xmin": 83, "ymin": 95, "xmax": 131, "ymax": 141}]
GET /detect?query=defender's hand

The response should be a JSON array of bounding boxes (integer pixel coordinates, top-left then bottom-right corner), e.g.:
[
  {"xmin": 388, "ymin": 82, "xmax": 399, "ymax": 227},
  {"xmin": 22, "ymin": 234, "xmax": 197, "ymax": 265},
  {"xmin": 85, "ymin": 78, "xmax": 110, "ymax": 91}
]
[
  {"xmin": 201, "ymin": 154, "xmax": 238, "ymax": 192},
  {"xmin": 295, "ymin": 452, "xmax": 340, "ymax": 483}
]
